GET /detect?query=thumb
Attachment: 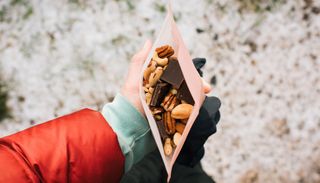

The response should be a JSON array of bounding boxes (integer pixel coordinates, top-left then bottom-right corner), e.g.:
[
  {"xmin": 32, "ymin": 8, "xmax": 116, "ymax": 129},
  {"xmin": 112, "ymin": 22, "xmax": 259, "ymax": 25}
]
[
  {"xmin": 131, "ymin": 40, "xmax": 152, "ymax": 66},
  {"xmin": 202, "ymin": 78, "xmax": 212, "ymax": 94}
]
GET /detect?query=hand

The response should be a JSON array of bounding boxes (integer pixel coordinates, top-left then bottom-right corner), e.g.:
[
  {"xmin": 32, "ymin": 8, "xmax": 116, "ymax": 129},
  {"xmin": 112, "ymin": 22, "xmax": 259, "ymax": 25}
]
[
  {"xmin": 176, "ymin": 58, "xmax": 221, "ymax": 167},
  {"xmin": 121, "ymin": 40, "xmax": 152, "ymax": 115}
]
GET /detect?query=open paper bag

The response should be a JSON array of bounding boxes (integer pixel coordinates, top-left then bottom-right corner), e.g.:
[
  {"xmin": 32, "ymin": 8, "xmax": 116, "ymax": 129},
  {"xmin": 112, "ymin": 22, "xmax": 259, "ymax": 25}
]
[{"xmin": 139, "ymin": 1, "xmax": 205, "ymax": 182}]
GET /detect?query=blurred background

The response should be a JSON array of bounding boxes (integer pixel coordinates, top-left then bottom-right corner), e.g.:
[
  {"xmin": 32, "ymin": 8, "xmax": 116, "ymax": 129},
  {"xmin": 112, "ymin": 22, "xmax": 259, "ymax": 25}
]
[{"xmin": 0, "ymin": 0, "xmax": 319, "ymax": 182}]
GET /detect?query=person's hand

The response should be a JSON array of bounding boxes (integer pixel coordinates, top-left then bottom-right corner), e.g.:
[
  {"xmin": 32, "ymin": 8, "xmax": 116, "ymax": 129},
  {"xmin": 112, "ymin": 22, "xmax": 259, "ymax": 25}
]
[
  {"xmin": 121, "ymin": 40, "xmax": 152, "ymax": 115},
  {"xmin": 121, "ymin": 42, "xmax": 212, "ymax": 115},
  {"xmin": 176, "ymin": 58, "xmax": 221, "ymax": 167}
]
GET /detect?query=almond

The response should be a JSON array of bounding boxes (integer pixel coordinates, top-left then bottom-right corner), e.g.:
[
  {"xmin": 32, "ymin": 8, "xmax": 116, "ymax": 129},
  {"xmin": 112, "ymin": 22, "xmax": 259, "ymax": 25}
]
[{"xmin": 171, "ymin": 104, "xmax": 193, "ymax": 119}]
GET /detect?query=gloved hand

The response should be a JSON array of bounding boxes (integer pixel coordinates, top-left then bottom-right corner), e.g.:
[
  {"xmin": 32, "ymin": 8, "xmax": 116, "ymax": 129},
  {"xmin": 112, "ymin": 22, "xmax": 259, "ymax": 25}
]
[{"xmin": 176, "ymin": 58, "xmax": 221, "ymax": 167}]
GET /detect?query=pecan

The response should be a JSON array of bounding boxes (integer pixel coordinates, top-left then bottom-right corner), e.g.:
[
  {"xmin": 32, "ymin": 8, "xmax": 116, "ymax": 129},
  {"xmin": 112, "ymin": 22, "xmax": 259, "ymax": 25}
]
[
  {"xmin": 163, "ymin": 111, "xmax": 176, "ymax": 135},
  {"xmin": 161, "ymin": 92, "xmax": 173, "ymax": 105},
  {"xmin": 171, "ymin": 104, "xmax": 193, "ymax": 119},
  {"xmin": 167, "ymin": 96, "xmax": 178, "ymax": 111},
  {"xmin": 161, "ymin": 93, "xmax": 178, "ymax": 111},
  {"xmin": 156, "ymin": 45, "xmax": 174, "ymax": 58}
]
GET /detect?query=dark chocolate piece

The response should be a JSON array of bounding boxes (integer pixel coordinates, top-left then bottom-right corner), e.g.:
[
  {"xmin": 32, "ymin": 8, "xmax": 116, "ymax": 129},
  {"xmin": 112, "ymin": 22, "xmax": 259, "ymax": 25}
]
[
  {"xmin": 160, "ymin": 57, "xmax": 184, "ymax": 89},
  {"xmin": 150, "ymin": 82, "xmax": 170, "ymax": 107},
  {"xmin": 156, "ymin": 120, "xmax": 169, "ymax": 142},
  {"xmin": 177, "ymin": 80, "xmax": 195, "ymax": 105}
]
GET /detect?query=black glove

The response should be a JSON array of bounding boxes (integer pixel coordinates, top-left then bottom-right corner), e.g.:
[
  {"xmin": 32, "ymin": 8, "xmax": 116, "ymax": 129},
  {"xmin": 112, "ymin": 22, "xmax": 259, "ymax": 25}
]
[
  {"xmin": 175, "ymin": 58, "xmax": 221, "ymax": 167},
  {"xmin": 176, "ymin": 96, "xmax": 220, "ymax": 167},
  {"xmin": 192, "ymin": 58, "xmax": 206, "ymax": 77},
  {"xmin": 120, "ymin": 149, "xmax": 215, "ymax": 183}
]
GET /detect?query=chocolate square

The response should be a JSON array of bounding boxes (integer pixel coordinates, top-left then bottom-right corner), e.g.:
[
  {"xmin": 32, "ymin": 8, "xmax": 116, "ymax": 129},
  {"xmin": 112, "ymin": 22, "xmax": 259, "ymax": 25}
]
[
  {"xmin": 150, "ymin": 82, "xmax": 170, "ymax": 107},
  {"xmin": 156, "ymin": 119, "xmax": 169, "ymax": 142},
  {"xmin": 177, "ymin": 80, "xmax": 194, "ymax": 105},
  {"xmin": 160, "ymin": 57, "xmax": 184, "ymax": 89}
]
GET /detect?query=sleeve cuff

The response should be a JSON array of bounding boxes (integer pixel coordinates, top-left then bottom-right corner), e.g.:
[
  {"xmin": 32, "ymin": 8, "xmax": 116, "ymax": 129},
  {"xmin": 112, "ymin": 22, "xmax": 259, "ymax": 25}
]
[{"xmin": 101, "ymin": 93, "xmax": 156, "ymax": 172}]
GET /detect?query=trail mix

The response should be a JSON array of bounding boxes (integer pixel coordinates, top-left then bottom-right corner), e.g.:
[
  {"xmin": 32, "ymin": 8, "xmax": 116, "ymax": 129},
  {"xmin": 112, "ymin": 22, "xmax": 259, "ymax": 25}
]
[{"xmin": 143, "ymin": 45, "xmax": 194, "ymax": 156}]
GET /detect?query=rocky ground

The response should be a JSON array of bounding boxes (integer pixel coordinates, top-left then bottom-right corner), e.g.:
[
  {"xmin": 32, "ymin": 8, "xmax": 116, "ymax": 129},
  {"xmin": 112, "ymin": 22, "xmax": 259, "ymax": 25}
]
[{"xmin": 0, "ymin": 0, "xmax": 319, "ymax": 182}]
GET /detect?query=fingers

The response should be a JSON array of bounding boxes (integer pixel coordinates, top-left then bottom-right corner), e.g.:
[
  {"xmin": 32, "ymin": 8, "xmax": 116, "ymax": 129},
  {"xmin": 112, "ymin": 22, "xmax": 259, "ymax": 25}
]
[
  {"xmin": 131, "ymin": 40, "xmax": 152, "ymax": 66},
  {"xmin": 202, "ymin": 78, "xmax": 212, "ymax": 94}
]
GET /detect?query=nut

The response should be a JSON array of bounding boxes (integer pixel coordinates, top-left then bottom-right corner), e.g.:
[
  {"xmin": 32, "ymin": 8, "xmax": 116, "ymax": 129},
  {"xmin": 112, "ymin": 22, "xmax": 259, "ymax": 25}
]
[
  {"xmin": 143, "ymin": 60, "xmax": 157, "ymax": 81},
  {"xmin": 163, "ymin": 65, "xmax": 168, "ymax": 70},
  {"xmin": 154, "ymin": 115, "xmax": 162, "ymax": 120},
  {"xmin": 164, "ymin": 138, "xmax": 173, "ymax": 156},
  {"xmin": 148, "ymin": 67, "xmax": 163, "ymax": 87},
  {"xmin": 163, "ymin": 111, "xmax": 176, "ymax": 135},
  {"xmin": 152, "ymin": 52, "xmax": 168, "ymax": 66},
  {"xmin": 156, "ymin": 45, "xmax": 174, "ymax": 58},
  {"xmin": 180, "ymin": 118, "xmax": 188, "ymax": 124},
  {"xmin": 171, "ymin": 104, "xmax": 193, "ymax": 119},
  {"xmin": 150, "ymin": 107, "xmax": 164, "ymax": 115},
  {"xmin": 143, "ymin": 86, "xmax": 149, "ymax": 93},
  {"xmin": 161, "ymin": 93, "xmax": 178, "ymax": 111},
  {"xmin": 176, "ymin": 123, "xmax": 185, "ymax": 134},
  {"xmin": 170, "ymin": 89, "xmax": 178, "ymax": 95},
  {"xmin": 149, "ymin": 87, "xmax": 154, "ymax": 94},
  {"xmin": 173, "ymin": 132, "xmax": 182, "ymax": 146},
  {"xmin": 167, "ymin": 96, "xmax": 178, "ymax": 111},
  {"xmin": 161, "ymin": 93, "xmax": 173, "ymax": 107},
  {"xmin": 146, "ymin": 93, "xmax": 152, "ymax": 105}
]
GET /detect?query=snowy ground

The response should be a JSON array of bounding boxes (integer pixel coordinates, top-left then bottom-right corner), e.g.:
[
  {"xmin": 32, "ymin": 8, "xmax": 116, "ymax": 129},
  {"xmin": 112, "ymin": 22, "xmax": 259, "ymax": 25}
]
[{"xmin": 0, "ymin": 0, "xmax": 319, "ymax": 182}]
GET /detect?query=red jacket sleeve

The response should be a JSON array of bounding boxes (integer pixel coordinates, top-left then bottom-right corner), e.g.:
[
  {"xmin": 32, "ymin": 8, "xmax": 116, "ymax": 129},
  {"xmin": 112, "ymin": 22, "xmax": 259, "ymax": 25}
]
[{"xmin": 0, "ymin": 109, "xmax": 125, "ymax": 183}]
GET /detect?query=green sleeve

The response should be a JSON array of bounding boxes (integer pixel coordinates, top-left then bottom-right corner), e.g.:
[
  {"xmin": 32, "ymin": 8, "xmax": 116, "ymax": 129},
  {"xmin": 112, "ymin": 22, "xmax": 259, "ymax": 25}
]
[{"xmin": 101, "ymin": 93, "xmax": 156, "ymax": 172}]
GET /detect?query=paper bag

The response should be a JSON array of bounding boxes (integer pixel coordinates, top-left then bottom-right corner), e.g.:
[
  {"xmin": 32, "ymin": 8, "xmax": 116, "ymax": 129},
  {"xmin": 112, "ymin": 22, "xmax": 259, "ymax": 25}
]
[{"xmin": 139, "ymin": 1, "xmax": 205, "ymax": 182}]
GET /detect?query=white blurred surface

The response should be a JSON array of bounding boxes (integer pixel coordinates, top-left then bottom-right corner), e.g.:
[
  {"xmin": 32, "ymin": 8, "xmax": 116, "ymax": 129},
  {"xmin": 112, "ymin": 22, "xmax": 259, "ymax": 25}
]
[{"xmin": 0, "ymin": 0, "xmax": 319, "ymax": 182}]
